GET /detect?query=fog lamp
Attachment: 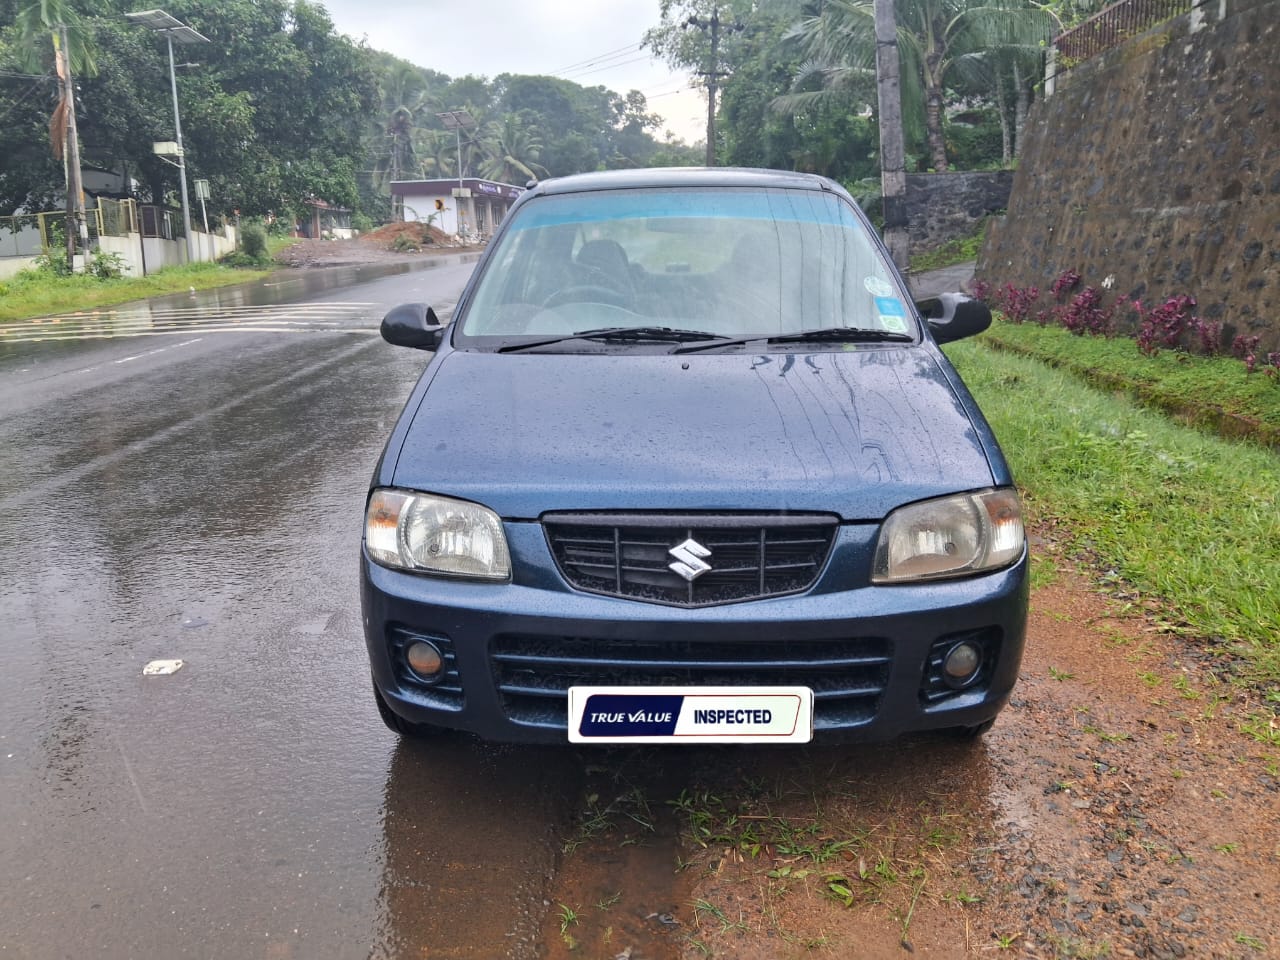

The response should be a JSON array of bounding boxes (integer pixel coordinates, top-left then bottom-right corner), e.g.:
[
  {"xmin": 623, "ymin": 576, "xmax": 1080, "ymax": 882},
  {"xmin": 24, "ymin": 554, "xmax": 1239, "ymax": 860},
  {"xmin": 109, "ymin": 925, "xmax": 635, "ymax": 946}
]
[
  {"xmin": 405, "ymin": 640, "xmax": 445, "ymax": 681},
  {"xmin": 943, "ymin": 641, "xmax": 982, "ymax": 687}
]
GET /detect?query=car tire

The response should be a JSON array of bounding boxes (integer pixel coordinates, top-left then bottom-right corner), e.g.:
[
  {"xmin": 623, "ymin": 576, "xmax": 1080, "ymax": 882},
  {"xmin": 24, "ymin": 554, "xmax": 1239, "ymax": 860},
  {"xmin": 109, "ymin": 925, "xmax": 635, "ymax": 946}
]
[
  {"xmin": 952, "ymin": 718, "xmax": 996, "ymax": 740},
  {"xmin": 372, "ymin": 678, "xmax": 437, "ymax": 738}
]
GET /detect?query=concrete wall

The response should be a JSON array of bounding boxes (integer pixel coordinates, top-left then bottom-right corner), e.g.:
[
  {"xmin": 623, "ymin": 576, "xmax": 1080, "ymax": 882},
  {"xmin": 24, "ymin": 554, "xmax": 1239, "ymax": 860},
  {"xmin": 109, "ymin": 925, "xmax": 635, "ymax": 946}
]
[
  {"xmin": 978, "ymin": 0, "xmax": 1280, "ymax": 348},
  {"xmin": 0, "ymin": 256, "xmax": 40, "ymax": 281},
  {"xmin": 3, "ymin": 226, "xmax": 240, "ymax": 280},
  {"xmin": 905, "ymin": 171, "xmax": 1015, "ymax": 255}
]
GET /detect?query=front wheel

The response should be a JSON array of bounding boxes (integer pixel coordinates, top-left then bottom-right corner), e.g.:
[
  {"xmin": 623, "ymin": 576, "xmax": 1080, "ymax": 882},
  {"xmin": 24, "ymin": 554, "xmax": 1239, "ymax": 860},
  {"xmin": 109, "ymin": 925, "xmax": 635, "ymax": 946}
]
[
  {"xmin": 951, "ymin": 717, "xmax": 997, "ymax": 740},
  {"xmin": 372, "ymin": 678, "xmax": 438, "ymax": 738}
]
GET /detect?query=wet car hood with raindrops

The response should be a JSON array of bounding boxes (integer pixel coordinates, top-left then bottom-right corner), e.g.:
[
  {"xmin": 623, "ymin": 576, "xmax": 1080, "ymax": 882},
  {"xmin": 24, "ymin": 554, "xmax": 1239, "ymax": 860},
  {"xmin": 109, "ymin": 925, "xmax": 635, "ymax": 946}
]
[{"xmin": 388, "ymin": 346, "xmax": 998, "ymax": 521}]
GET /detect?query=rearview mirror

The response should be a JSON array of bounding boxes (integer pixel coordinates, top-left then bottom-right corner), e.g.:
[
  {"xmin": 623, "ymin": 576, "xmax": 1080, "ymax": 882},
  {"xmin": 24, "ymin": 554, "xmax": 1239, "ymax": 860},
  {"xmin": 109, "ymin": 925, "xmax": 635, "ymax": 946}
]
[
  {"xmin": 916, "ymin": 293, "xmax": 991, "ymax": 344},
  {"xmin": 381, "ymin": 302, "xmax": 445, "ymax": 350}
]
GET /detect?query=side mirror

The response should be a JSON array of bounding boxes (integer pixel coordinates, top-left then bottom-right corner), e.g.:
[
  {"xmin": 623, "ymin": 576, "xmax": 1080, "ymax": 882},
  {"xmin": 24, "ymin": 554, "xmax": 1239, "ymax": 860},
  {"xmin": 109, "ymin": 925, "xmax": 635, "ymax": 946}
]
[
  {"xmin": 916, "ymin": 293, "xmax": 991, "ymax": 344},
  {"xmin": 381, "ymin": 302, "xmax": 446, "ymax": 350}
]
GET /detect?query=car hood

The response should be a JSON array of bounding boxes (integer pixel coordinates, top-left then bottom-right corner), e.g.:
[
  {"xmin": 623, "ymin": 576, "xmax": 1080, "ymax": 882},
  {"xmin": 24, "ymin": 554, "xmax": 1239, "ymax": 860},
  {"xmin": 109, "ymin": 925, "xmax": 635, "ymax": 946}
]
[{"xmin": 390, "ymin": 348, "xmax": 994, "ymax": 521}]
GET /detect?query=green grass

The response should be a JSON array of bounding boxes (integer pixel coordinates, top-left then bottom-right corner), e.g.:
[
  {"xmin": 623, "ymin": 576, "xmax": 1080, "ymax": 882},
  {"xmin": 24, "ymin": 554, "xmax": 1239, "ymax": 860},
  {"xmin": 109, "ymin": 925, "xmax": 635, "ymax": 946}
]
[
  {"xmin": 909, "ymin": 222, "xmax": 986, "ymax": 273},
  {"xmin": 979, "ymin": 318, "xmax": 1280, "ymax": 447},
  {"xmin": 945, "ymin": 339, "xmax": 1280, "ymax": 678},
  {"xmin": 0, "ymin": 261, "xmax": 273, "ymax": 323}
]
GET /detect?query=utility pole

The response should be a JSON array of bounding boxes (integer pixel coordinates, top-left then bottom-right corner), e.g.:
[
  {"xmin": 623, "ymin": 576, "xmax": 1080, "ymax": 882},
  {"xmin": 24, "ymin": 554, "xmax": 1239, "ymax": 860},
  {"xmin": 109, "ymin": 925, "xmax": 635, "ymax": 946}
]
[
  {"xmin": 685, "ymin": 7, "xmax": 740, "ymax": 167},
  {"xmin": 872, "ymin": 0, "xmax": 909, "ymax": 270},
  {"xmin": 56, "ymin": 26, "xmax": 89, "ymax": 271}
]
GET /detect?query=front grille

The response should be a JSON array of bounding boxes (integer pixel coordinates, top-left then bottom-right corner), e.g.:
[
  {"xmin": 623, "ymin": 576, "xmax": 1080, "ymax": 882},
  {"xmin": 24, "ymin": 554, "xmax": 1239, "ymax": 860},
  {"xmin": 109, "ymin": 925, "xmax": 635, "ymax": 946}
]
[
  {"xmin": 543, "ymin": 513, "xmax": 838, "ymax": 607},
  {"xmin": 388, "ymin": 626, "xmax": 464, "ymax": 710},
  {"xmin": 491, "ymin": 634, "xmax": 892, "ymax": 731}
]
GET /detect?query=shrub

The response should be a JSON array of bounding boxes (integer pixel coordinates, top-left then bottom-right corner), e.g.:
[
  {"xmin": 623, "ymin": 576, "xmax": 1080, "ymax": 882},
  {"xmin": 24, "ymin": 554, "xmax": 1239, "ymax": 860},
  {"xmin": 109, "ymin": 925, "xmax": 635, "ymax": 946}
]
[
  {"xmin": 1051, "ymin": 269, "xmax": 1081, "ymax": 301},
  {"xmin": 1058, "ymin": 287, "xmax": 1116, "ymax": 336},
  {"xmin": 992, "ymin": 283, "xmax": 1040, "ymax": 324},
  {"xmin": 1134, "ymin": 295, "xmax": 1198, "ymax": 356},
  {"xmin": 240, "ymin": 223, "xmax": 268, "ymax": 260},
  {"xmin": 88, "ymin": 249, "xmax": 126, "ymax": 280}
]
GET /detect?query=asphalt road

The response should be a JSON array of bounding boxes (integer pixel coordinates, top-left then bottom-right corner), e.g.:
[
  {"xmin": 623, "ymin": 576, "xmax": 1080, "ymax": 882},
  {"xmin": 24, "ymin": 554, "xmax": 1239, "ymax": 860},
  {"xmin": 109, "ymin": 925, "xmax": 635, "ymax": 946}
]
[{"xmin": 0, "ymin": 256, "xmax": 580, "ymax": 959}]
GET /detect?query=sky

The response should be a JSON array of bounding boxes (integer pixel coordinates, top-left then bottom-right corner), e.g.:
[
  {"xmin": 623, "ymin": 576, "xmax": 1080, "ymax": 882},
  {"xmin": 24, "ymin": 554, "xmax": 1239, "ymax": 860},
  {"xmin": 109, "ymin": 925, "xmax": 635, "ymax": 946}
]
[{"xmin": 318, "ymin": 0, "xmax": 709, "ymax": 145}]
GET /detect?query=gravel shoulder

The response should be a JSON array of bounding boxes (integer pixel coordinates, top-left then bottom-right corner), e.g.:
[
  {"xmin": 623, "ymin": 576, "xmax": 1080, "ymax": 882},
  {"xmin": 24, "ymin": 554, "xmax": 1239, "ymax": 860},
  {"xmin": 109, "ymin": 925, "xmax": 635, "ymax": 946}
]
[
  {"xmin": 273, "ymin": 235, "xmax": 484, "ymax": 269},
  {"xmin": 536, "ymin": 530, "xmax": 1279, "ymax": 960}
]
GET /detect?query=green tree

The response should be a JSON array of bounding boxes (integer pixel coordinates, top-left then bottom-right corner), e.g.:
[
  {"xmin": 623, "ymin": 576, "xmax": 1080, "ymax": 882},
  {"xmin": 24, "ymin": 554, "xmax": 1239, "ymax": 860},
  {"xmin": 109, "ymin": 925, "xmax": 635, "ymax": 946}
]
[
  {"xmin": 476, "ymin": 112, "xmax": 548, "ymax": 183},
  {"xmin": 785, "ymin": 0, "xmax": 1056, "ymax": 172}
]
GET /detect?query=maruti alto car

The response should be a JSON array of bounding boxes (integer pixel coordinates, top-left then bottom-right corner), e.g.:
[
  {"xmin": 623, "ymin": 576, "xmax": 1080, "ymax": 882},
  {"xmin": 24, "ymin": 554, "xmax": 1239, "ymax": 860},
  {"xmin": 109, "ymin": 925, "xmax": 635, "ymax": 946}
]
[{"xmin": 361, "ymin": 168, "xmax": 1028, "ymax": 744}]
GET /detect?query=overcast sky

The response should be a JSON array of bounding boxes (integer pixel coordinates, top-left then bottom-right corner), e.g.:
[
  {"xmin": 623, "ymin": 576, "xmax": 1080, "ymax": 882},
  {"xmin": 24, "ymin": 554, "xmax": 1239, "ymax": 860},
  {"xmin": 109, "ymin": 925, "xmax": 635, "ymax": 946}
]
[{"xmin": 318, "ymin": 0, "xmax": 708, "ymax": 144}]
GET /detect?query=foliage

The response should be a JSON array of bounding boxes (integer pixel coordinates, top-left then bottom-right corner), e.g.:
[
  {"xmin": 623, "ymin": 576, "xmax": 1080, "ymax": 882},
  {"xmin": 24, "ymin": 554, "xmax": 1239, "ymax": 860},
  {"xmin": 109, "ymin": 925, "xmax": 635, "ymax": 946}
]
[
  {"xmin": 240, "ymin": 222, "xmax": 268, "ymax": 261},
  {"xmin": 0, "ymin": 0, "xmax": 378, "ymax": 220},
  {"xmin": 87, "ymin": 248, "xmax": 124, "ymax": 279},
  {"xmin": 0, "ymin": 260, "xmax": 270, "ymax": 323},
  {"xmin": 32, "ymin": 224, "xmax": 72, "ymax": 276},
  {"xmin": 909, "ymin": 221, "xmax": 986, "ymax": 272},
  {"xmin": 779, "ymin": 0, "xmax": 1057, "ymax": 172},
  {"xmin": 946, "ymin": 339, "xmax": 1280, "ymax": 674}
]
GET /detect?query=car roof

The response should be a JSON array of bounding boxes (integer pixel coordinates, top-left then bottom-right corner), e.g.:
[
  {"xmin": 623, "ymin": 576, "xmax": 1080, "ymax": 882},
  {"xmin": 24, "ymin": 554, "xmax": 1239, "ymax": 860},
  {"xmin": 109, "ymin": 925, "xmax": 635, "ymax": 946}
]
[{"xmin": 526, "ymin": 166, "xmax": 843, "ymax": 198}]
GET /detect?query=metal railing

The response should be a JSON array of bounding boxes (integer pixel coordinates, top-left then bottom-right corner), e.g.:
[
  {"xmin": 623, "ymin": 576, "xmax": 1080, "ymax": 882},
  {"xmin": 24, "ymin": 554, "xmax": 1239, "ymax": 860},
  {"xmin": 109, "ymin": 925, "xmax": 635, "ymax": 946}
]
[
  {"xmin": 0, "ymin": 199, "xmax": 148, "ymax": 257},
  {"xmin": 1053, "ymin": 0, "xmax": 1193, "ymax": 66}
]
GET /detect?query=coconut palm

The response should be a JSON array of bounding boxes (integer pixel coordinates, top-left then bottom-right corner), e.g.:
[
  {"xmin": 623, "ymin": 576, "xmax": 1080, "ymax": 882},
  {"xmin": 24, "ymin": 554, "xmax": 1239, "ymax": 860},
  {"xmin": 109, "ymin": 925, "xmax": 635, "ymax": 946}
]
[
  {"xmin": 477, "ymin": 113, "xmax": 549, "ymax": 183},
  {"xmin": 15, "ymin": 0, "xmax": 97, "ymax": 267},
  {"xmin": 779, "ymin": 0, "xmax": 1057, "ymax": 171}
]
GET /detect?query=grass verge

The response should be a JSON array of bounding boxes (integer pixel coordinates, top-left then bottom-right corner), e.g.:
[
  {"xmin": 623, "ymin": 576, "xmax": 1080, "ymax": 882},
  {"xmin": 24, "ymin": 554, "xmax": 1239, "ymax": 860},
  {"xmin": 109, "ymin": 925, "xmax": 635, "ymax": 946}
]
[
  {"xmin": 980, "ymin": 318, "xmax": 1280, "ymax": 447},
  {"xmin": 909, "ymin": 222, "xmax": 986, "ymax": 273},
  {"xmin": 0, "ymin": 261, "xmax": 272, "ymax": 323},
  {"xmin": 946, "ymin": 338, "xmax": 1280, "ymax": 680}
]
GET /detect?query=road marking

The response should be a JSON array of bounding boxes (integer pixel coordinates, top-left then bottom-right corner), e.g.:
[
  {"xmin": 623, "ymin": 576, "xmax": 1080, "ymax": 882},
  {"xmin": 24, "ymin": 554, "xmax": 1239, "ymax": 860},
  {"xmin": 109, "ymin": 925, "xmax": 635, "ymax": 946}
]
[{"xmin": 0, "ymin": 301, "xmax": 383, "ymax": 343}]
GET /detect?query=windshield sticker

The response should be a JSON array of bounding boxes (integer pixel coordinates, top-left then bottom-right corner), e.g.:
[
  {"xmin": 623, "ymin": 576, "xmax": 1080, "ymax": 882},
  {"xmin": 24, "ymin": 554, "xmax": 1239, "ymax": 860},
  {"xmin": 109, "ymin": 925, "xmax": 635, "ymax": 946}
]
[
  {"xmin": 864, "ymin": 276, "xmax": 894, "ymax": 297},
  {"xmin": 874, "ymin": 296, "xmax": 905, "ymax": 316},
  {"xmin": 875, "ymin": 296, "xmax": 908, "ymax": 332}
]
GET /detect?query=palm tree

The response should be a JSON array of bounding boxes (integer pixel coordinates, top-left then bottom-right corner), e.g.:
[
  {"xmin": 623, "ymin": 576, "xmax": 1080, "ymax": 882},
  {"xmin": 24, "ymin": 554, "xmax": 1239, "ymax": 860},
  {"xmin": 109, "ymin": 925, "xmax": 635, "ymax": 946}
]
[
  {"xmin": 781, "ymin": 0, "xmax": 1056, "ymax": 172},
  {"xmin": 371, "ymin": 63, "xmax": 440, "ymax": 214},
  {"xmin": 477, "ymin": 113, "xmax": 549, "ymax": 183},
  {"xmin": 16, "ymin": 0, "xmax": 97, "ymax": 267}
]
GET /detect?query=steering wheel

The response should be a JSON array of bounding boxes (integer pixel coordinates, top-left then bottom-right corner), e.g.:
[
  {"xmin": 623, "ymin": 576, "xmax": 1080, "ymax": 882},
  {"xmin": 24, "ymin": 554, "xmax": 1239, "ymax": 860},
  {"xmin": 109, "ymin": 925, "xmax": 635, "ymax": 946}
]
[{"xmin": 542, "ymin": 284, "xmax": 632, "ymax": 309}]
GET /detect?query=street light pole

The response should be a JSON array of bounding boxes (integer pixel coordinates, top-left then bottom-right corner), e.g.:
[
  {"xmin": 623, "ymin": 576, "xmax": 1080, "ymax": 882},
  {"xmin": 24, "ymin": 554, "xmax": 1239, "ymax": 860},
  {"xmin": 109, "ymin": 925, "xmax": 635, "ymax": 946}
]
[
  {"xmin": 125, "ymin": 9, "xmax": 209, "ymax": 264},
  {"xmin": 164, "ymin": 32, "xmax": 194, "ymax": 262}
]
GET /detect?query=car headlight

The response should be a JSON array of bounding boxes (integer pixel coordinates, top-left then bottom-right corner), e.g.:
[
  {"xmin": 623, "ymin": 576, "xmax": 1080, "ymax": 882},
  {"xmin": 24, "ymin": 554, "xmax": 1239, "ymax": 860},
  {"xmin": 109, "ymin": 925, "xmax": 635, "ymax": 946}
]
[
  {"xmin": 365, "ymin": 489, "xmax": 511, "ymax": 581},
  {"xmin": 872, "ymin": 488, "xmax": 1024, "ymax": 583}
]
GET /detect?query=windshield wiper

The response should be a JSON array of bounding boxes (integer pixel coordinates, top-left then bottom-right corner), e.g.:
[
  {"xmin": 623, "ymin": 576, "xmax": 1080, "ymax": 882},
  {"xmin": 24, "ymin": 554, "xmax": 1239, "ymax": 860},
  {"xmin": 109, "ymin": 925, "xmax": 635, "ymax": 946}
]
[
  {"xmin": 767, "ymin": 327, "xmax": 915, "ymax": 345},
  {"xmin": 672, "ymin": 327, "xmax": 914, "ymax": 355},
  {"xmin": 498, "ymin": 326, "xmax": 729, "ymax": 353}
]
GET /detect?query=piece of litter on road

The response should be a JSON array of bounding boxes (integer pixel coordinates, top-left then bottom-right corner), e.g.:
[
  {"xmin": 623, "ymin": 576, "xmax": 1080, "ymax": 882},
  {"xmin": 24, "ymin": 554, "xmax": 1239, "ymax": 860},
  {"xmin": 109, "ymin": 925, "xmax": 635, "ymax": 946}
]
[{"xmin": 143, "ymin": 659, "xmax": 184, "ymax": 676}]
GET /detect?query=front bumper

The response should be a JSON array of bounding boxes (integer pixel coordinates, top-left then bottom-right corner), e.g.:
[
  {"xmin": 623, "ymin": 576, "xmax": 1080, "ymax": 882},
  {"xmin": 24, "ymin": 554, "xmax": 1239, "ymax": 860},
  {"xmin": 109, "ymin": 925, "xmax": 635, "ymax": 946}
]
[{"xmin": 361, "ymin": 521, "xmax": 1029, "ymax": 743}]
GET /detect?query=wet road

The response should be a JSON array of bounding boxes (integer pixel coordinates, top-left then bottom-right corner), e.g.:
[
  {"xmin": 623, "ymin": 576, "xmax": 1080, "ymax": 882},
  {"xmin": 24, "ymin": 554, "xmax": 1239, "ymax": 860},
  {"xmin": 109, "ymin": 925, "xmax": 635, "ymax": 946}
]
[{"xmin": 0, "ymin": 257, "xmax": 580, "ymax": 958}]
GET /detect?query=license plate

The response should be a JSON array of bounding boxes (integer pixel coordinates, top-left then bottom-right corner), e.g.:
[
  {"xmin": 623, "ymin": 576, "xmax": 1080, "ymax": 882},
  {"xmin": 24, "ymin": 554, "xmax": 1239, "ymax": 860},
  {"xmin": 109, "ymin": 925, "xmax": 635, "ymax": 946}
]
[{"xmin": 567, "ymin": 686, "xmax": 813, "ymax": 744}]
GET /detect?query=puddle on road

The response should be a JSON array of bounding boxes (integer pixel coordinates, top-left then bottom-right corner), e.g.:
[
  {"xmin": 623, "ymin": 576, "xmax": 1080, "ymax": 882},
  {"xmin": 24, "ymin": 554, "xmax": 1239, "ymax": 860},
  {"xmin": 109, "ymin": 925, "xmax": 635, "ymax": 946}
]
[{"xmin": 539, "ymin": 751, "xmax": 699, "ymax": 960}]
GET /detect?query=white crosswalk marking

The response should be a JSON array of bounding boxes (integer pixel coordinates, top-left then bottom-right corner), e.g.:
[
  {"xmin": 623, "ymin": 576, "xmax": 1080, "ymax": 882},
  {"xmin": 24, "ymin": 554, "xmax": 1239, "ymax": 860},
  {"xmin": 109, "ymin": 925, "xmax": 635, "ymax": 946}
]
[{"xmin": 0, "ymin": 301, "xmax": 383, "ymax": 343}]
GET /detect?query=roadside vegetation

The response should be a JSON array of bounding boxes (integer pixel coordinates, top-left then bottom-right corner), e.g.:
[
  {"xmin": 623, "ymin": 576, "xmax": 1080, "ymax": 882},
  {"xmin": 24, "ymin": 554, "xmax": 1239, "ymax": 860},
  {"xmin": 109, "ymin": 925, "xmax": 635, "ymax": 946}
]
[
  {"xmin": 946, "ymin": 337, "xmax": 1280, "ymax": 681},
  {"xmin": 909, "ymin": 221, "xmax": 987, "ymax": 273},
  {"xmin": 978, "ymin": 317, "xmax": 1280, "ymax": 446},
  {"xmin": 0, "ymin": 260, "xmax": 271, "ymax": 323}
]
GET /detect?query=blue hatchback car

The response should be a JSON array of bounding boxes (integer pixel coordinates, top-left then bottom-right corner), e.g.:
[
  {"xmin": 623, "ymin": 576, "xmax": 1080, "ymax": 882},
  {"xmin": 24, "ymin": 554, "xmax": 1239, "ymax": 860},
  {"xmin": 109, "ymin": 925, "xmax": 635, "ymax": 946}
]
[{"xmin": 361, "ymin": 168, "xmax": 1028, "ymax": 744}]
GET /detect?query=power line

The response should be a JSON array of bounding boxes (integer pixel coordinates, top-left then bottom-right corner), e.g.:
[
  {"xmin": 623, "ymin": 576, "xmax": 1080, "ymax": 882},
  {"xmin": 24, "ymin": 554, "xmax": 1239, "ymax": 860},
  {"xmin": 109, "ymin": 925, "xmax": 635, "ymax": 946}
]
[
  {"xmin": 0, "ymin": 78, "xmax": 51, "ymax": 123},
  {"xmin": 548, "ymin": 42, "xmax": 641, "ymax": 75},
  {"xmin": 559, "ymin": 53, "xmax": 655, "ymax": 81}
]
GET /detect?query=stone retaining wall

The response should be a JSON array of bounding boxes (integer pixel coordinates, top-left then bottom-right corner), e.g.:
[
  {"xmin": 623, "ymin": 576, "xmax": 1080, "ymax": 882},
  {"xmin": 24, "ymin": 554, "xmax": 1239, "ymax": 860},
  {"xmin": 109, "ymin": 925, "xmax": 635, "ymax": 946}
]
[
  {"xmin": 978, "ymin": 0, "xmax": 1280, "ymax": 349},
  {"xmin": 905, "ymin": 171, "xmax": 1014, "ymax": 255}
]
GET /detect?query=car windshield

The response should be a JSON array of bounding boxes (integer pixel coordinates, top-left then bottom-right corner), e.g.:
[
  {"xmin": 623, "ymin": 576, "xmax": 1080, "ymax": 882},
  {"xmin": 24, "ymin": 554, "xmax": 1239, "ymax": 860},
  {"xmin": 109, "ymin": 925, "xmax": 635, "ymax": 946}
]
[{"xmin": 455, "ymin": 186, "xmax": 914, "ymax": 347}]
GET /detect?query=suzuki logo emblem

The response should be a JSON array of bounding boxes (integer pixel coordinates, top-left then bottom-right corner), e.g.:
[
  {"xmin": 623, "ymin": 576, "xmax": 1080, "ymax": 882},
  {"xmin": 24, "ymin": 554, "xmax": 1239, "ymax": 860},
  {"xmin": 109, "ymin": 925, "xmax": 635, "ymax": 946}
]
[{"xmin": 668, "ymin": 538, "xmax": 712, "ymax": 582}]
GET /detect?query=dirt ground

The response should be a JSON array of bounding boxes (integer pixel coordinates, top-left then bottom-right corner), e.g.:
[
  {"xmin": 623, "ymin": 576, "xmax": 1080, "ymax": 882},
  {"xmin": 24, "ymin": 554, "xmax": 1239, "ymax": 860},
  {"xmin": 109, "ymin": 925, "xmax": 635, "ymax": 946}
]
[
  {"xmin": 272, "ymin": 229, "xmax": 483, "ymax": 269},
  {"xmin": 537, "ymin": 527, "xmax": 1280, "ymax": 960}
]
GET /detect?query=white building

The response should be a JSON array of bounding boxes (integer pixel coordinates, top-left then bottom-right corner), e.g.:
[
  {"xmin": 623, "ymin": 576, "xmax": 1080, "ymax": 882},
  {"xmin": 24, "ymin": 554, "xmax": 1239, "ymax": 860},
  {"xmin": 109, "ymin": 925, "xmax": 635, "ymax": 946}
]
[{"xmin": 390, "ymin": 178, "xmax": 525, "ymax": 239}]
